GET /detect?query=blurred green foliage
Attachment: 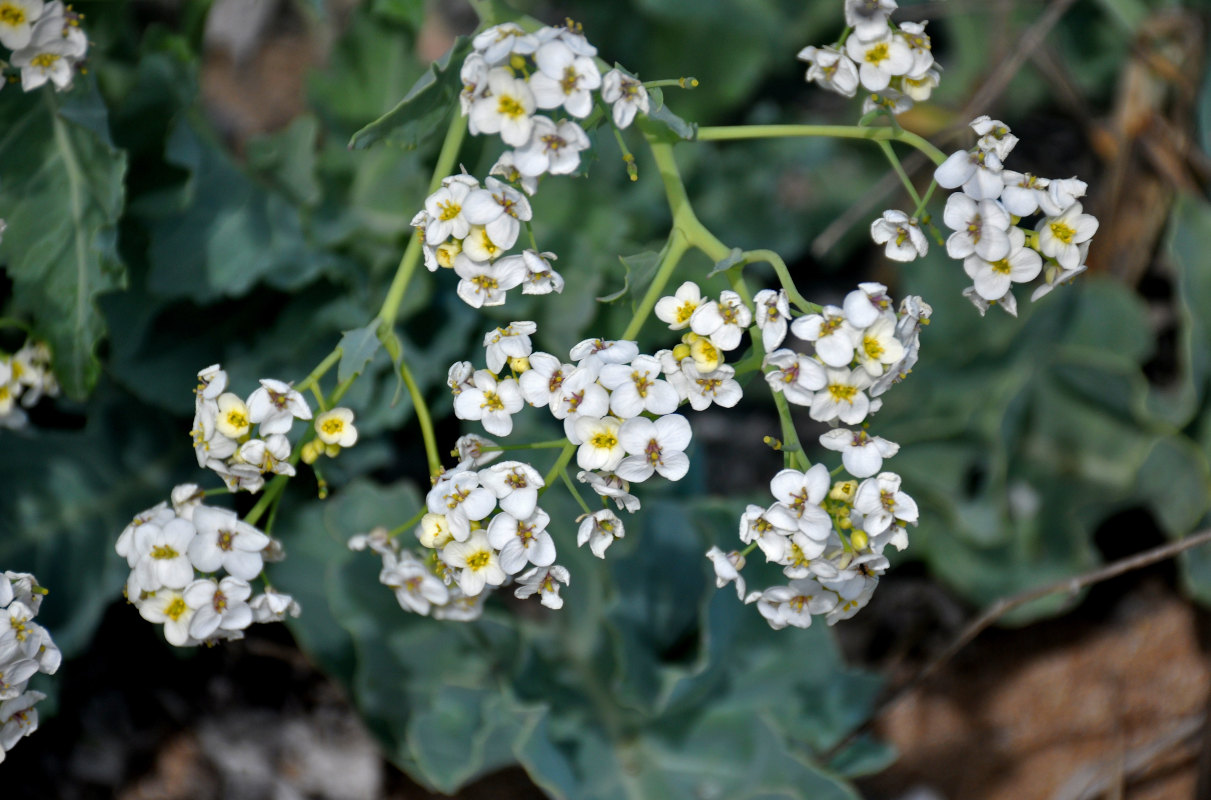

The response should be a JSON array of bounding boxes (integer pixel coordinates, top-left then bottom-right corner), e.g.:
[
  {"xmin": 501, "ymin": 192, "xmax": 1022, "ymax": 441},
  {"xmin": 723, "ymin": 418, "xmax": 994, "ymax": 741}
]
[{"xmin": 1, "ymin": 0, "xmax": 1209, "ymax": 795}]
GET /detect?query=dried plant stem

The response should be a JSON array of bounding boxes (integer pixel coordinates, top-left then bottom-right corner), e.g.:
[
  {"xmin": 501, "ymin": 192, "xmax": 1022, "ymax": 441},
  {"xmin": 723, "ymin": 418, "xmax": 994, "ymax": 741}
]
[{"xmin": 822, "ymin": 527, "xmax": 1211, "ymax": 764}]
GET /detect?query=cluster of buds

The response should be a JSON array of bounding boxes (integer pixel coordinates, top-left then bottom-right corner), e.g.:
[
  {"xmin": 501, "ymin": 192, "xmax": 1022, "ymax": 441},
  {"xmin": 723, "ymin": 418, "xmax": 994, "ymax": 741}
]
[
  {"xmin": 0, "ymin": 338, "xmax": 58, "ymax": 429},
  {"xmin": 115, "ymin": 484, "xmax": 299, "ymax": 647},
  {"xmin": 191, "ymin": 365, "xmax": 312, "ymax": 493},
  {"xmin": 934, "ymin": 116, "xmax": 1098, "ymax": 313},
  {"xmin": 798, "ymin": 0, "xmax": 938, "ymax": 113},
  {"xmin": 0, "ymin": 0, "xmax": 88, "ymax": 92},
  {"xmin": 0, "ymin": 571, "xmax": 59, "ymax": 763}
]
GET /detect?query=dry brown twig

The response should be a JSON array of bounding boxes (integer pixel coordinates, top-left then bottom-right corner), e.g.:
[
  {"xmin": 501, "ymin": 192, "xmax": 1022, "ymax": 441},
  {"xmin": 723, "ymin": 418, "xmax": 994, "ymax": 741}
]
[{"xmin": 820, "ymin": 527, "xmax": 1211, "ymax": 765}]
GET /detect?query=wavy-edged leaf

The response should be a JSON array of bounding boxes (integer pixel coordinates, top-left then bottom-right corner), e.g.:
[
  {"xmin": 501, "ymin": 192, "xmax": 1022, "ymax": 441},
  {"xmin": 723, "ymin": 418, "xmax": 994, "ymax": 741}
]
[
  {"xmin": 348, "ymin": 37, "xmax": 472, "ymax": 151},
  {"xmin": 0, "ymin": 82, "xmax": 128, "ymax": 398},
  {"xmin": 338, "ymin": 322, "xmax": 384, "ymax": 383}
]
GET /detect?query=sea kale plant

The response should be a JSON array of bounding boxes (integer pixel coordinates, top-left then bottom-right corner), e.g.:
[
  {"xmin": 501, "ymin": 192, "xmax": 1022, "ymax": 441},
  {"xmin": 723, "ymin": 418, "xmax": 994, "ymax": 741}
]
[{"xmin": 1, "ymin": 0, "xmax": 1126, "ymax": 793}]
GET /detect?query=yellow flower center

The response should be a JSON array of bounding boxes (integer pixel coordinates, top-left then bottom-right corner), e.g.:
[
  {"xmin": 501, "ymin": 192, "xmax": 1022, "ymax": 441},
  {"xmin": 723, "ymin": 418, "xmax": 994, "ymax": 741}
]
[
  {"xmin": 864, "ymin": 43, "xmax": 890, "ymax": 65},
  {"xmin": 151, "ymin": 545, "xmax": 179, "ymax": 560},
  {"xmin": 591, "ymin": 432, "xmax": 618, "ymax": 450},
  {"xmin": 828, "ymin": 383, "xmax": 858, "ymax": 403},
  {"xmin": 675, "ymin": 301, "xmax": 696, "ymax": 324},
  {"xmin": 644, "ymin": 439, "xmax": 663, "ymax": 466},
  {"xmin": 0, "ymin": 5, "xmax": 25, "ymax": 26},
  {"xmin": 863, "ymin": 336, "xmax": 884, "ymax": 360},
  {"xmin": 217, "ymin": 530, "xmax": 234, "ymax": 551},
  {"xmin": 31, "ymin": 53, "xmax": 61, "ymax": 69},
  {"xmin": 560, "ymin": 66, "xmax": 579, "ymax": 94},
  {"xmin": 321, "ymin": 418, "xmax": 344, "ymax": 436},
  {"xmin": 541, "ymin": 134, "xmax": 567, "ymax": 153},
  {"xmin": 1050, "ymin": 221, "xmax": 1075, "ymax": 244},
  {"xmin": 631, "ymin": 371, "xmax": 652, "ymax": 397},
  {"xmin": 481, "ymin": 391, "xmax": 505, "ymax": 412},
  {"xmin": 437, "ymin": 200, "xmax": 461, "ymax": 221},
  {"xmin": 472, "ymin": 275, "xmax": 499, "ymax": 292},
  {"xmin": 498, "ymin": 95, "xmax": 526, "ymax": 118},
  {"xmin": 467, "ymin": 550, "xmax": 492, "ymax": 570},
  {"xmin": 165, "ymin": 597, "xmax": 188, "ymax": 621},
  {"xmin": 990, "ymin": 257, "xmax": 1012, "ymax": 275}
]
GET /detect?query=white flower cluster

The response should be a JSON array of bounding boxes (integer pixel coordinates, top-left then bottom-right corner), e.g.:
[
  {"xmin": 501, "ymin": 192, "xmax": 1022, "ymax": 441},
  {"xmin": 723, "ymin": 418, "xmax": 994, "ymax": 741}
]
[
  {"xmin": 0, "ymin": 339, "xmax": 59, "ymax": 430},
  {"xmin": 0, "ymin": 571, "xmax": 60, "ymax": 764},
  {"xmin": 411, "ymin": 173, "xmax": 563, "ymax": 307},
  {"xmin": 350, "ymin": 451, "xmax": 571, "ymax": 620},
  {"xmin": 461, "ymin": 22, "xmax": 649, "ymax": 182},
  {"xmin": 767, "ymin": 282, "xmax": 929, "ymax": 423},
  {"xmin": 660, "ymin": 280, "xmax": 929, "ymax": 631},
  {"xmin": 191, "ymin": 364, "xmax": 313, "ymax": 493},
  {"xmin": 0, "ymin": 0, "xmax": 88, "ymax": 92},
  {"xmin": 933, "ymin": 116, "xmax": 1099, "ymax": 314},
  {"xmin": 710, "ymin": 466, "xmax": 917, "ymax": 630},
  {"xmin": 797, "ymin": 0, "xmax": 938, "ymax": 113},
  {"xmin": 115, "ymin": 484, "xmax": 299, "ymax": 647}
]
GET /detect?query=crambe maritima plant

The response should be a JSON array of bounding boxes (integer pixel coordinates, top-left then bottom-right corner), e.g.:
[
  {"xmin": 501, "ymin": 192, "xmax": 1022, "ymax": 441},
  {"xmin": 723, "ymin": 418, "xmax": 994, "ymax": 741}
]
[{"xmin": 1, "ymin": 0, "xmax": 1135, "ymax": 793}]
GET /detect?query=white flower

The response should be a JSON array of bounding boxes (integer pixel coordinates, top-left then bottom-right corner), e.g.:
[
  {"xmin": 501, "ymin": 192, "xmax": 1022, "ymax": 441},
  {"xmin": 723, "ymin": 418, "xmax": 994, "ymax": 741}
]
[
  {"xmin": 214, "ymin": 392, "xmax": 251, "ymax": 439},
  {"xmin": 964, "ymin": 226, "xmax": 1042, "ymax": 301},
  {"xmin": 690, "ymin": 290, "xmax": 752, "ymax": 351},
  {"xmin": 577, "ymin": 510, "xmax": 624, "ymax": 558},
  {"xmin": 845, "ymin": 31, "xmax": 913, "ymax": 92},
  {"xmin": 0, "ymin": 690, "xmax": 45, "ymax": 754},
  {"xmin": 1031, "ymin": 261, "xmax": 1087, "ymax": 302},
  {"xmin": 902, "ymin": 68, "xmax": 940, "ymax": 102},
  {"xmin": 459, "ymin": 51, "xmax": 488, "ymax": 113},
  {"xmin": 599, "ymin": 355, "xmax": 680, "ymax": 418},
  {"xmin": 550, "ymin": 365, "xmax": 609, "ymax": 431},
  {"xmin": 791, "ymin": 305, "xmax": 857, "ymax": 368},
  {"xmin": 513, "ymin": 116, "xmax": 590, "ymax": 176},
  {"xmin": 577, "ymin": 470, "xmax": 640, "ymax": 513},
  {"xmin": 706, "ymin": 547, "xmax": 746, "ymax": 600},
  {"xmin": 133, "ymin": 518, "xmax": 197, "ymax": 591},
  {"xmin": 471, "ymin": 22, "xmax": 537, "ymax": 65},
  {"xmin": 483, "ymin": 321, "xmax": 537, "ymax": 374},
  {"xmin": 769, "ymin": 465, "xmax": 832, "ymax": 542},
  {"xmin": 898, "ymin": 20, "xmax": 934, "ymax": 77},
  {"xmin": 535, "ymin": 22, "xmax": 597, "ymax": 57},
  {"xmin": 462, "ymin": 177, "xmax": 532, "ymax": 251},
  {"xmin": 601, "ymin": 69, "xmax": 649, "ymax": 128},
  {"xmin": 487, "ymin": 508, "xmax": 555, "ymax": 574},
  {"xmin": 138, "ymin": 589, "xmax": 198, "ymax": 647},
  {"xmin": 188, "ymin": 505, "xmax": 270, "ymax": 580},
  {"xmin": 654, "ymin": 281, "xmax": 703, "ymax": 331},
  {"xmin": 235, "ymin": 434, "xmax": 295, "ymax": 478},
  {"xmin": 431, "ymin": 588, "xmax": 486, "ymax": 622},
  {"xmin": 314, "ymin": 407, "xmax": 358, "ymax": 448},
  {"xmin": 530, "ymin": 39, "xmax": 601, "ymax": 118},
  {"xmin": 747, "ymin": 579, "xmax": 838, "ymax": 630},
  {"xmin": 681, "ymin": 361, "xmax": 743, "ymax": 411},
  {"xmin": 422, "ymin": 177, "xmax": 476, "ymax": 246},
  {"xmin": 416, "ymin": 513, "xmax": 454, "ymax": 549},
  {"xmin": 453, "ymin": 252, "xmax": 526, "ymax": 307},
  {"xmin": 1037, "ymin": 201, "xmax": 1098, "ymax": 270},
  {"xmin": 569, "ymin": 338, "xmax": 639, "ymax": 365},
  {"xmin": 763, "ymin": 349, "xmax": 826, "ymax": 406},
  {"xmin": 380, "ymin": 550, "xmax": 448, "ymax": 615},
  {"xmin": 822, "ymin": 573, "xmax": 878, "ymax": 625},
  {"xmin": 426, "ymin": 470, "xmax": 496, "ymax": 542},
  {"xmin": 490, "ymin": 151, "xmax": 538, "ymax": 196},
  {"xmin": 517, "ymin": 249, "xmax": 565, "ymax": 295},
  {"xmin": 854, "ymin": 471, "xmax": 918, "ymax": 535},
  {"xmin": 943, "ymin": 194, "xmax": 1011, "ymax": 262},
  {"xmin": 970, "ymin": 115, "xmax": 1018, "ymax": 160},
  {"xmin": 854, "ymin": 315, "xmax": 905, "ymax": 377},
  {"xmin": 842, "ymin": 282, "xmax": 894, "ymax": 330},
  {"xmin": 934, "ymin": 149, "xmax": 1004, "ymax": 201},
  {"xmin": 454, "ymin": 434, "xmax": 501, "ymax": 467},
  {"xmin": 753, "ymin": 289, "xmax": 790, "ymax": 352},
  {"xmin": 616, "ymin": 414, "xmax": 692, "ymax": 482},
  {"xmin": 738, "ymin": 503, "xmax": 798, "ymax": 562},
  {"xmin": 480, "ymin": 460, "xmax": 544, "ymax": 519},
  {"xmin": 574, "ymin": 415, "xmax": 625, "ymax": 472},
  {"xmin": 469, "ymin": 67, "xmax": 536, "ymax": 146},
  {"xmin": 183, "ymin": 577, "xmax": 253, "ymax": 640},
  {"xmin": 518, "ymin": 352, "xmax": 573, "ymax": 408},
  {"xmin": 870, "ymin": 210, "xmax": 928, "ymax": 262},
  {"xmin": 1042, "ymin": 177, "xmax": 1088, "ymax": 216},
  {"xmin": 116, "ymin": 502, "xmax": 175, "ymax": 567},
  {"xmin": 461, "ymin": 224, "xmax": 506, "ymax": 263},
  {"xmin": 796, "ymin": 45, "xmax": 859, "ymax": 97},
  {"xmin": 514, "ymin": 565, "xmax": 570, "ymax": 609},
  {"xmin": 819, "ymin": 428, "xmax": 899, "ymax": 478},
  {"xmin": 249, "ymin": 589, "xmax": 301, "ymax": 623},
  {"xmin": 845, "ymin": 0, "xmax": 897, "ymax": 41},
  {"xmin": 441, "ymin": 531, "xmax": 507, "ymax": 596},
  {"xmin": 12, "ymin": 3, "xmax": 85, "ymax": 93},
  {"xmin": 870, "ymin": 294, "xmax": 931, "ymax": 397},
  {"xmin": 0, "ymin": 0, "xmax": 42, "ymax": 50},
  {"xmin": 810, "ymin": 367, "xmax": 875, "ymax": 425}
]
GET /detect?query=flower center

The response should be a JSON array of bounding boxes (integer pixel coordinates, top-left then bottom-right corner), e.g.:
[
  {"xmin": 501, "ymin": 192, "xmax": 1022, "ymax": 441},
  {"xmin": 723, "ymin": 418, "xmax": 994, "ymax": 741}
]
[
  {"xmin": 1050, "ymin": 221, "xmax": 1075, "ymax": 244},
  {"xmin": 218, "ymin": 530, "xmax": 235, "ymax": 551},
  {"xmin": 864, "ymin": 43, "xmax": 890, "ymax": 65},
  {"xmin": 990, "ymin": 257, "xmax": 1012, "ymax": 275},
  {"xmin": 644, "ymin": 439, "xmax": 663, "ymax": 466},
  {"xmin": 828, "ymin": 383, "xmax": 858, "ymax": 403},
  {"xmin": 472, "ymin": 275, "xmax": 499, "ymax": 292},
  {"xmin": 497, "ymin": 95, "xmax": 526, "ymax": 118},
  {"xmin": 481, "ymin": 390, "xmax": 505, "ymax": 412},
  {"xmin": 863, "ymin": 336, "xmax": 884, "ymax": 359},
  {"xmin": 31, "ymin": 53, "xmax": 61, "ymax": 69},
  {"xmin": 321, "ymin": 418, "xmax": 344, "ymax": 436},
  {"xmin": 151, "ymin": 545, "xmax": 179, "ymax": 560},
  {"xmin": 591, "ymin": 432, "xmax": 618, "ymax": 450},
  {"xmin": 437, "ymin": 200, "xmax": 461, "ymax": 221},
  {"xmin": 631, "ymin": 371, "xmax": 652, "ymax": 397},
  {"xmin": 165, "ymin": 597, "xmax": 188, "ymax": 621},
  {"xmin": 0, "ymin": 5, "xmax": 25, "ymax": 26},
  {"xmin": 467, "ymin": 550, "xmax": 491, "ymax": 570}
]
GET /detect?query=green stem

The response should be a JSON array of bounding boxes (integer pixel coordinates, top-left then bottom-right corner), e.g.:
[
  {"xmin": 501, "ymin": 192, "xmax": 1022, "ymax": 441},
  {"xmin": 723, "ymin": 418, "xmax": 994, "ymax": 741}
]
[
  {"xmin": 741, "ymin": 249, "xmax": 817, "ymax": 314},
  {"xmin": 877, "ymin": 139, "xmax": 922, "ymax": 208},
  {"xmin": 377, "ymin": 113, "xmax": 469, "ymax": 327},
  {"xmin": 295, "ymin": 348, "xmax": 341, "ymax": 395},
  {"xmin": 541, "ymin": 443, "xmax": 577, "ymax": 494},
  {"xmin": 559, "ymin": 468, "xmax": 594, "ymax": 516},
  {"xmin": 390, "ymin": 506, "xmax": 428, "ymax": 539},
  {"xmin": 244, "ymin": 474, "xmax": 287, "ymax": 527},
  {"xmin": 400, "ymin": 357, "xmax": 442, "ymax": 478},
  {"xmin": 695, "ymin": 124, "xmax": 948, "ymax": 166},
  {"xmin": 771, "ymin": 389, "xmax": 810, "ymax": 472},
  {"xmin": 485, "ymin": 438, "xmax": 570, "ymax": 452}
]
